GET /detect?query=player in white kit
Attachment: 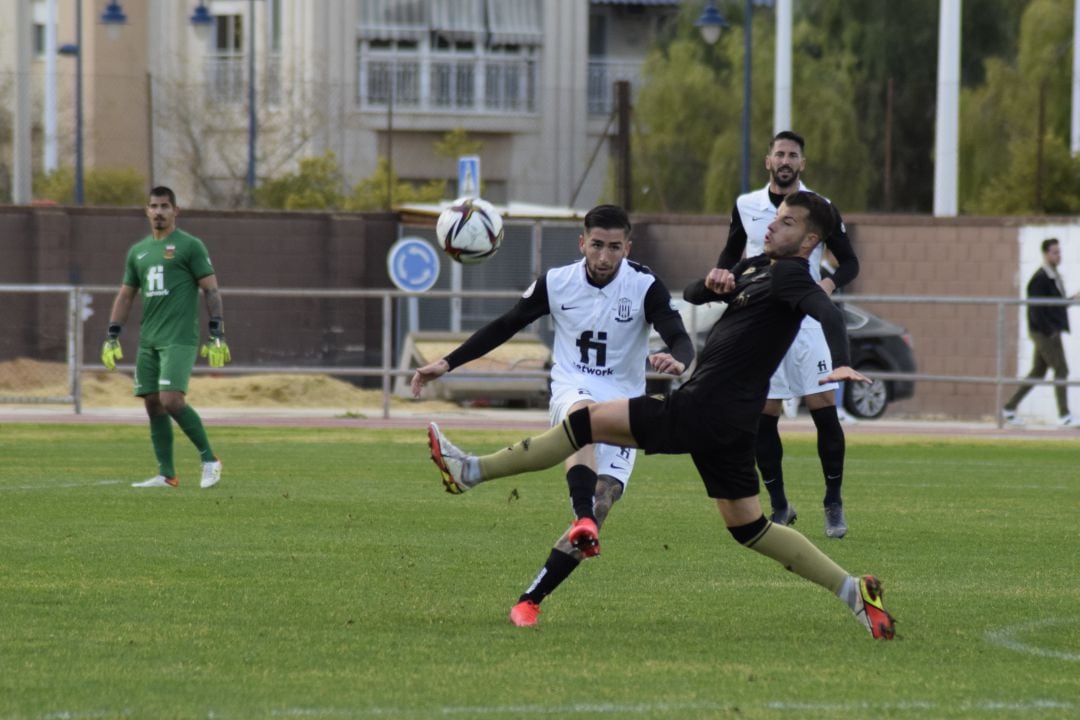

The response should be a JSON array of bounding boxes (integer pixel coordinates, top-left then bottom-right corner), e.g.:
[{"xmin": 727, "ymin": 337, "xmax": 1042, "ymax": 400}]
[
  {"xmin": 411, "ymin": 205, "xmax": 694, "ymax": 627},
  {"xmin": 716, "ymin": 131, "xmax": 859, "ymax": 538}
]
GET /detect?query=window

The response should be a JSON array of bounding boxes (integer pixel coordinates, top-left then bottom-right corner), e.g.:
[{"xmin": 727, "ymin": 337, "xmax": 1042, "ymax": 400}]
[
  {"xmin": 33, "ymin": 23, "xmax": 46, "ymax": 58},
  {"xmin": 216, "ymin": 14, "xmax": 244, "ymax": 54},
  {"xmin": 269, "ymin": 0, "xmax": 282, "ymax": 52},
  {"xmin": 208, "ymin": 15, "xmax": 245, "ymax": 102},
  {"xmin": 588, "ymin": 14, "xmax": 606, "ymax": 57},
  {"xmin": 357, "ymin": 0, "xmax": 541, "ymax": 113}
]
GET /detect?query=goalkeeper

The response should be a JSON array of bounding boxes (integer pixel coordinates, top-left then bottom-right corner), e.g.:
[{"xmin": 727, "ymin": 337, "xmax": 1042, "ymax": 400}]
[{"xmin": 101, "ymin": 185, "xmax": 230, "ymax": 489}]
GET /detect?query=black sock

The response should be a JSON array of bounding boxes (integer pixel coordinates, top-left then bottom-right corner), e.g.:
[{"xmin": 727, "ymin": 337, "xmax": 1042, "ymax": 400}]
[
  {"xmin": 566, "ymin": 464, "xmax": 598, "ymax": 520},
  {"xmin": 519, "ymin": 549, "xmax": 580, "ymax": 605},
  {"xmin": 810, "ymin": 406, "xmax": 845, "ymax": 506},
  {"xmin": 566, "ymin": 407, "xmax": 594, "ymax": 447},
  {"xmin": 756, "ymin": 413, "xmax": 787, "ymax": 509}
]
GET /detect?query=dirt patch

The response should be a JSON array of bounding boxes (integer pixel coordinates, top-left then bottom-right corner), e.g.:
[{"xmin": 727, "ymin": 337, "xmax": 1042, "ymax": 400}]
[{"xmin": 0, "ymin": 358, "xmax": 457, "ymax": 410}]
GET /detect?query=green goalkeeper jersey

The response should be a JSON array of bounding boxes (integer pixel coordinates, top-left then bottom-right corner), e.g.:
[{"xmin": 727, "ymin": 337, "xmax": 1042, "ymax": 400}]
[{"xmin": 122, "ymin": 229, "xmax": 215, "ymax": 347}]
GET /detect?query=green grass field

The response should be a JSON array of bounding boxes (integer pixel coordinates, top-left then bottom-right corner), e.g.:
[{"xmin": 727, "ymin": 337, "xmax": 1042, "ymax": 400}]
[{"xmin": 1, "ymin": 423, "xmax": 1078, "ymax": 719}]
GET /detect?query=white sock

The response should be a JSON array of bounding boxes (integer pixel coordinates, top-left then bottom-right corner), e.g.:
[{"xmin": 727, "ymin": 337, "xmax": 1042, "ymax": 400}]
[{"xmin": 836, "ymin": 575, "xmax": 859, "ymax": 610}]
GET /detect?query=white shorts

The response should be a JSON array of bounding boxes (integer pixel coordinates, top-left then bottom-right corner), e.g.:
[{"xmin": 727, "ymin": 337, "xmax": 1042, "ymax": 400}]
[
  {"xmin": 549, "ymin": 383, "xmax": 637, "ymax": 487},
  {"xmin": 768, "ymin": 325, "xmax": 839, "ymax": 400}
]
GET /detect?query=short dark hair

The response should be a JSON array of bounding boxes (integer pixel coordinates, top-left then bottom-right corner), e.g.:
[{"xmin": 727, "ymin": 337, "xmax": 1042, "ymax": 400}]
[
  {"xmin": 1042, "ymin": 238, "xmax": 1060, "ymax": 254},
  {"xmin": 769, "ymin": 130, "xmax": 805, "ymax": 153},
  {"xmin": 783, "ymin": 190, "xmax": 834, "ymax": 240},
  {"xmin": 149, "ymin": 186, "xmax": 177, "ymax": 207},
  {"xmin": 584, "ymin": 204, "xmax": 631, "ymax": 237}
]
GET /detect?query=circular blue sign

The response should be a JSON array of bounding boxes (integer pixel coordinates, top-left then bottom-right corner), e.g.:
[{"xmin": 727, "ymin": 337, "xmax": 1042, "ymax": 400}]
[{"xmin": 387, "ymin": 237, "xmax": 441, "ymax": 293}]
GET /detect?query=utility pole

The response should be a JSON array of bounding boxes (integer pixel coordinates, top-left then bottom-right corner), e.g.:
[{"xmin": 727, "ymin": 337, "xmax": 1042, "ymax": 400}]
[{"xmin": 616, "ymin": 80, "xmax": 632, "ymax": 212}]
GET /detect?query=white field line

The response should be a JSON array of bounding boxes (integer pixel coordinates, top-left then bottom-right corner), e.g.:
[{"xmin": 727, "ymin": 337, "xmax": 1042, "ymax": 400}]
[
  {"xmin": 264, "ymin": 697, "xmax": 1080, "ymax": 717},
  {"xmin": 0, "ymin": 480, "xmax": 123, "ymax": 492},
  {"xmin": 985, "ymin": 617, "xmax": 1080, "ymax": 661}
]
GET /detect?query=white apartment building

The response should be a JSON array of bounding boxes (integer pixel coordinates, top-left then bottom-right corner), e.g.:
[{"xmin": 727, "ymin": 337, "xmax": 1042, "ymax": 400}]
[{"xmin": 1, "ymin": 0, "xmax": 678, "ymax": 208}]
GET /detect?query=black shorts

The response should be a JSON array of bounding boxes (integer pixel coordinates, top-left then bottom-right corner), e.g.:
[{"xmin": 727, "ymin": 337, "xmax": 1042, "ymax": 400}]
[{"xmin": 628, "ymin": 393, "xmax": 759, "ymax": 500}]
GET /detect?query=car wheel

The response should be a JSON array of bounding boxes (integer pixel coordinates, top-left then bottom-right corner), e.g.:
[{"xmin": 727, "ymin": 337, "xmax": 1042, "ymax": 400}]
[{"xmin": 845, "ymin": 367, "xmax": 888, "ymax": 419}]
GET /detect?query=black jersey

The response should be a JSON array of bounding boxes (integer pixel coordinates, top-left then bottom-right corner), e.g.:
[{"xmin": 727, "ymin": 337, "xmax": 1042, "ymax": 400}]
[{"xmin": 680, "ymin": 254, "xmax": 850, "ymax": 431}]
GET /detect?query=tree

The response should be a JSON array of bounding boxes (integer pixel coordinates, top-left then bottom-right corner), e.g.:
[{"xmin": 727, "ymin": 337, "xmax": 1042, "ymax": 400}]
[
  {"xmin": 961, "ymin": 0, "xmax": 1080, "ymax": 214},
  {"xmin": 628, "ymin": 3, "xmax": 871, "ymax": 213},
  {"xmin": 254, "ymin": 151, "xmax": 345, "ymax": 210},
  {"xmin": 33, "ymin": 165, "xmax": 145, "ymax": 206},
  {"xmin": 774, "ymin": 0, "xmax": 1026, "ymax": 212},
  {"xmin": 434, "ymin": 128, "xmax": 484, "ymax": 160},
  {"xmin": 345, "ymin": 157, "xmax": 446, "ymax": 211},
  {"xmin": 150, "ymin": 67, "xmax": 337, "ymax": 209}
]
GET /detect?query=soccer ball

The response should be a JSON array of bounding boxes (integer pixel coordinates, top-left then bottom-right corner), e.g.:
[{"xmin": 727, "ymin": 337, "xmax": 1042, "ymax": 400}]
[{"xmin": 435, "ymin": 197, "xmax": 504, "ymax": 264}]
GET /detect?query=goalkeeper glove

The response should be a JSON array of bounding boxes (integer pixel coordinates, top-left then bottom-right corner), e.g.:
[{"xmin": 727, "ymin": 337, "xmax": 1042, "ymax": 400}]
[
  {"xmin": 101, "ymin": 323, "xmax": 123, "ymax": 371},
  {"xmin": 200, "ymin": 317, "xmax": 231, "ymax": 368}
]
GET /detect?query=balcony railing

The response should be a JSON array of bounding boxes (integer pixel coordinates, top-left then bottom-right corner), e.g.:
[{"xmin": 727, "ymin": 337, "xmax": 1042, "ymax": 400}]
[
  {"xmin": 587, "ymin": 58, "xmax": 644, "ymax": 115},
  {"xmin": 204, "ymin": 53, "xmax": 283, "ymax": 106},
  {"xmin": 358, "ymin": 50, "xmax": 536, "ymax": 114}
]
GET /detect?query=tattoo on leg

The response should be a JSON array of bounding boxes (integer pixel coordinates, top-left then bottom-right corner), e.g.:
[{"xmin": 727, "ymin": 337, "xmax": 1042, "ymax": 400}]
[{"xmin": 554, "ymin": 475, "xmax": 623, "ymax": 557}]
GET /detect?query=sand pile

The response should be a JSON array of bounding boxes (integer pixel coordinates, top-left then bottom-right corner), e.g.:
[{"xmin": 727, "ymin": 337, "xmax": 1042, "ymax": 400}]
[{"xmin": 0, "ymin": 358, "xmax": 453, "ymax": 410}]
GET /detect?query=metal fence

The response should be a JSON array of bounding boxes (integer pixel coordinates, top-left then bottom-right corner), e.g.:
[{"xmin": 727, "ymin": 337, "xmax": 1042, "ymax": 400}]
[{"xmin": 2, "ymin": 282, "xmax": 1079, "ymax": 425}]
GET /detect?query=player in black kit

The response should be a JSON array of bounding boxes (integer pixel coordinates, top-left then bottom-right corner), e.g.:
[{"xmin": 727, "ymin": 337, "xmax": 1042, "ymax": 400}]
[{"xmin": 427, "ymin": 191, "xmax": 896, "ymax": 639}]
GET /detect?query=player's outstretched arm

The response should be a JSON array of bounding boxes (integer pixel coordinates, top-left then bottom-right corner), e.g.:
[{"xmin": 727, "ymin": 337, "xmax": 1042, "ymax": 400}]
[
  {"xmin": 820, "ymin": 366, "xmax": 869, "ymax": 385},
  {"xmin": 411, "ymin": 359, "xmax": 450, "ymax": 398}
]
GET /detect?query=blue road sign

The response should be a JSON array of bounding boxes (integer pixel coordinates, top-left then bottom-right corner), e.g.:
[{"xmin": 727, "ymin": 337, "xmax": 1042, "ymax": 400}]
[
  {"xmin": 458, "ymin": 155, "xmax": 481, "ymax": 197},
  {"xmin": 387, "ymin": 236, "xmax": 441, "ymax": 293}
]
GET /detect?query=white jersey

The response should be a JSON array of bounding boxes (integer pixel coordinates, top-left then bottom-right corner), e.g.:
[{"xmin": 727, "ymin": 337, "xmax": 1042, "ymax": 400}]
[
  {"xmin": 735, "ymin": 181, "xmax": 823, "ymax": 329},
  {"xmin": 544, "ymin": 258, "xmax": 658, "ymax": 396}
]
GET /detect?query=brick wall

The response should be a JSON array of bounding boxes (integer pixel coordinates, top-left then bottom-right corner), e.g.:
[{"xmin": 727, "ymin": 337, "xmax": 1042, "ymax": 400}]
[{"xmin": 2, "ymin": 204, "xmax": 1075, "ymax": 418}]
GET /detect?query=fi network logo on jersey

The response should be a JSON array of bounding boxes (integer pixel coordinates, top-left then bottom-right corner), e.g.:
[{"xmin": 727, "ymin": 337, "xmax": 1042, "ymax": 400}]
[
  {"xmin": 615, "ymin": 297, "xmax": 633, "ymax": 323},
  {"xmin": 144, "ymin": 265, "xmax": 170, "ymax": 298}
]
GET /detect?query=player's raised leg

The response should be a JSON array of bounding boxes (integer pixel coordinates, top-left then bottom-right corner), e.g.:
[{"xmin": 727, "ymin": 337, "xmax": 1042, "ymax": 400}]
[{"xmin": 428, "ymin": 401, "xmax": 635, "ymax": 492}]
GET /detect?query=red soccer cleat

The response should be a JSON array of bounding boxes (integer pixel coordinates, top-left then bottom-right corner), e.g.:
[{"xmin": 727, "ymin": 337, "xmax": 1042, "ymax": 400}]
[
  {"xmin": 509, "ymin": 600, "xmax": 541, "ymax": 627},
  {"xmin": 854, "ymin": 575, "xmax": 897, "ymax": 639},
  {"xmin": 568, "ymin": 517, "xmax": 600, "ymax": 558}
]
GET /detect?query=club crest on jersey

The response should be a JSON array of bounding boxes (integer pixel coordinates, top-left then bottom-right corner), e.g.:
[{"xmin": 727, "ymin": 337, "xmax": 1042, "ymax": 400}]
[
  {"xmin": 164, "ymin": 244, "xmax": 176, "ymax": 260},
  {"xmin": 615, "ymin": 297, "xmax": 633, "ymax": 323}
]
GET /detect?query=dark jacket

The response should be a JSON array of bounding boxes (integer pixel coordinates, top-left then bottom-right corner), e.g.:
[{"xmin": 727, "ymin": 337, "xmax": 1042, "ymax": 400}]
[{"xmin": 1027, "ymin": 266, "xmax": 1070, "ymax": 336}]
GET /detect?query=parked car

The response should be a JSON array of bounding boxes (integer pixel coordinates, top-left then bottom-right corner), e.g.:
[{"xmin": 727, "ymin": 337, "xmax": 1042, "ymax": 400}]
[{"xmin": 648, "ymin": 300, "xmax": 916, "ymax": 419}]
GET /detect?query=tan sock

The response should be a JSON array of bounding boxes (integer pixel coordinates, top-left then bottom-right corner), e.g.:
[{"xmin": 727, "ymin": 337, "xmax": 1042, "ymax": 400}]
[
  {"xmin": 743, "ymin": 521, "xmax": 848, "ymax": 594},
  {"xmin": 478, "ymin": 420, "xmax": 580, "ymax": 480}
]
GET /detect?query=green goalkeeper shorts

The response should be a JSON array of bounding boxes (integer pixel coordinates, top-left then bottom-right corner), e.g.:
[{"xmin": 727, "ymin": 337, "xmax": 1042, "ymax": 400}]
[{"xmin": 133, "ymin": 344, "xmax": 199, "ymax": 396}]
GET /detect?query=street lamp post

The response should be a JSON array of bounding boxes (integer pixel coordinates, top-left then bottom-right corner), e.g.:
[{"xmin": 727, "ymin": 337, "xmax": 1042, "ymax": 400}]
[
  {"xmin": 247, "ymin": 0, "xmax": 257, "ymax": 203},
  {"xmin": 696, "ymin": 0, "xmax": 765, "ymax": 195},
  {"xmin": 59, "ymin": 0, "xmax": 127, "ymax": 205},
  {"xmin": 190, "ymin": 0, "xmax": 257, "ymax": 205}
]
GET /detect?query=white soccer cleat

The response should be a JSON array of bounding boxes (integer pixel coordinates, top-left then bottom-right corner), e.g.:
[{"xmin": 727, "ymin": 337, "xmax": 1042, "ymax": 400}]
[
  {"xmin": 836, "ymin": 408, "xmax": 859, "ymax": 424},
  {"xmin": 428, "ymin": 422, "xmax": 479, "ymax": 494},
  {"xmin": 1001, "ymin": 409, "xmax": 1024, "ymax": 426},
  {"xmin": 132, "ymin": 475, "xmax": 178, "ymax": 488},
  {"xmin": 200, "ymin": 459, "xmax": 222, "ymax": 489}
]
